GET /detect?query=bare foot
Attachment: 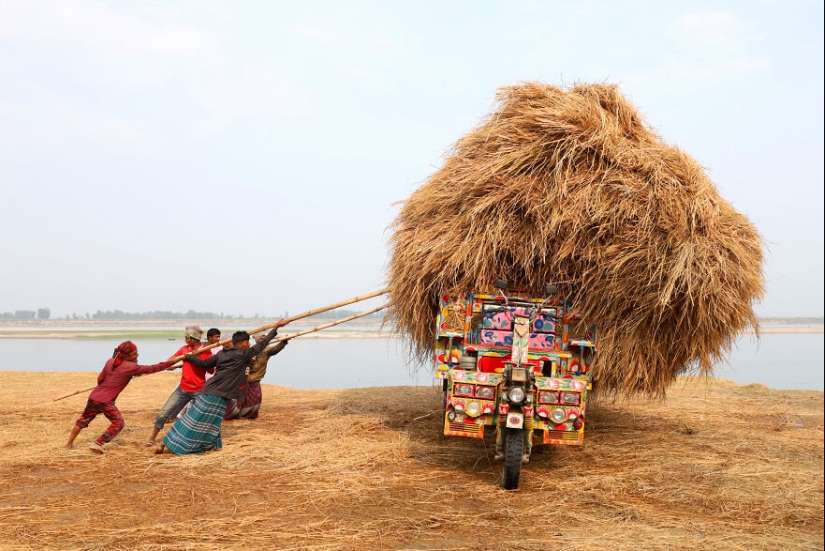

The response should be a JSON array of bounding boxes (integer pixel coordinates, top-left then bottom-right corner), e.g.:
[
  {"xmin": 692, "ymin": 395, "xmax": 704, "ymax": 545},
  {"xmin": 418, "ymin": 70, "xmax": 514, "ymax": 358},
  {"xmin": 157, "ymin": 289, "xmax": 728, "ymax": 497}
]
[{"xmin": 154, "ymin": 443, "xmax": 166, "ymax": 455}]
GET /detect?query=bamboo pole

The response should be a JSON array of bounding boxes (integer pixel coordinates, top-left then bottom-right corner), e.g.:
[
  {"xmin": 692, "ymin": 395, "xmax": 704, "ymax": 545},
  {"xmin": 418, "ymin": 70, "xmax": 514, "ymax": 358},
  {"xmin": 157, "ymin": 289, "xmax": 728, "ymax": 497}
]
[
  {"xmin": 166, "ymin": 288, "xmax": 388, "ymax": 363},
  {"xmin": 54, "ymin": 386, "xmax": 98, "ymax": 402},
  {"xmin": 53, "ymin": 289, "xmax": 388, "ymax": 401},
  {"xmin": 269, "ymin": 304, "xmax": 388, "ymax": 345}
]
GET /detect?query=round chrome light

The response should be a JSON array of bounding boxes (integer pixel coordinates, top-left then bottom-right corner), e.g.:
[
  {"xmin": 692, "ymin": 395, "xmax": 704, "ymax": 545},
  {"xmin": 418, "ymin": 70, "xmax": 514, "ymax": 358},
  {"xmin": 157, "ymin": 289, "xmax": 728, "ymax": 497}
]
[
  {"xmin": 466, "ymin": 402, "xmax": 481, "ymax": 417},
  {"xmin": 550, "ymin": 408, "xmax": 566, "ymax": 423},
  {"xmin": 507, "ymin": 386, "xmax": 526, "ymax": 404}
]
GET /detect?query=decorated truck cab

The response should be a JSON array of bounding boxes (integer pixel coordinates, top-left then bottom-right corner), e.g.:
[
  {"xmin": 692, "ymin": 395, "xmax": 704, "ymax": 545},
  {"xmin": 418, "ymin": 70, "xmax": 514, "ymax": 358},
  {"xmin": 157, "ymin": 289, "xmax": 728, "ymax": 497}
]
[{"xmin": 435, "ymin": 280, "xmax": 596, "ymax": 490}]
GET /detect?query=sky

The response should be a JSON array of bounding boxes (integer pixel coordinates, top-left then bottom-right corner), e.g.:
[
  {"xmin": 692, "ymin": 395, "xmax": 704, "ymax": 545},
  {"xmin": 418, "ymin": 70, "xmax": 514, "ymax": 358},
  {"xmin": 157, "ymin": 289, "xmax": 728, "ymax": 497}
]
[{"xmin": 0, "ymin": 0, "xmax": 822, "ymax": 319}]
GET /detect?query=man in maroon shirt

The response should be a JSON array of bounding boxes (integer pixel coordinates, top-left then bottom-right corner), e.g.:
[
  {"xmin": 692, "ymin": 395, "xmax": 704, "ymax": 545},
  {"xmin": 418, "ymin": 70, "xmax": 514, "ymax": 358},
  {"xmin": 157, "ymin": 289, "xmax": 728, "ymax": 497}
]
[
  {"xmin": 144, "ymin": 326, "xmax": 213, "ymax": 446},
  {"xmin": 65, "ymin": 341, "xmax": 173, "ymax": 454}
]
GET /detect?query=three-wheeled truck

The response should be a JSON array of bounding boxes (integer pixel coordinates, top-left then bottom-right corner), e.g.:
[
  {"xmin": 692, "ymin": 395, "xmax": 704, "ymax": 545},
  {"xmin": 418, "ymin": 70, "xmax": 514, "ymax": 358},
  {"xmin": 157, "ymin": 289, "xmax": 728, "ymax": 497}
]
[{"xmin": 435, "ymin": 280, "xmax": 596, "ymax": 490}]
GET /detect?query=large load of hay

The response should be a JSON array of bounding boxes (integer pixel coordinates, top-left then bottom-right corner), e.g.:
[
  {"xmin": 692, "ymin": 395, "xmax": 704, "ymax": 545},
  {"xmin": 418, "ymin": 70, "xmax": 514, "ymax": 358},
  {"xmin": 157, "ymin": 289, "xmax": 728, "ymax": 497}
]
[{"xmin": 387, "ymin": 82, "xmax": 765, "ymax": 398}]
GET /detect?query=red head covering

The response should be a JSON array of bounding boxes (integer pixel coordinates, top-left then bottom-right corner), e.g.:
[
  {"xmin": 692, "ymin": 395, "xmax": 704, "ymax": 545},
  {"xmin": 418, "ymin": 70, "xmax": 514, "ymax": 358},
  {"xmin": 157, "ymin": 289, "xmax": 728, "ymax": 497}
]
[{"xmin": 112, "ymin": 341, "xmax": 137, "ymax": 369}]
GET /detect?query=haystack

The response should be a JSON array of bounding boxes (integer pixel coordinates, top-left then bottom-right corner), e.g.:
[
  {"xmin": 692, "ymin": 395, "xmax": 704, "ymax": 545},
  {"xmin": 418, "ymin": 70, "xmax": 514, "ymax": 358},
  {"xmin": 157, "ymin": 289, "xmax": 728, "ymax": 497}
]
[{"xmin": 387, "ymin": 82, "xmax": 765, "ymax": 397}]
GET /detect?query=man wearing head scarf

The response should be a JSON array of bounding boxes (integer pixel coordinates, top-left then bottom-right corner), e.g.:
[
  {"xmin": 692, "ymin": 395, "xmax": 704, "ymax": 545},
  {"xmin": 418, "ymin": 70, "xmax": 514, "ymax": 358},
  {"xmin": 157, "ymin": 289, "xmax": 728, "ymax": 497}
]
[
  {"xmin": 144, "ymin": 326, "xmax": 213, "ymax": 446},
  {"xmin": 66, "ymin": 341, "xmax": 174, "ymax": 454}
]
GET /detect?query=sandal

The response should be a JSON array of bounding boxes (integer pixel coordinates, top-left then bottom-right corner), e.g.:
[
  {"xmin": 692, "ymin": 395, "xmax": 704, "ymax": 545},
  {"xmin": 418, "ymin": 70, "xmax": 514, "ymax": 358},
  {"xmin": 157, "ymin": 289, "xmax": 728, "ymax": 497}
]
[
  {"xmin": 143, "ymin": 440, "xmax": 156, "ymax": 447},
  {"xmin": 89, "ymin": 442, "xmax": 105, "ymax": 454}
]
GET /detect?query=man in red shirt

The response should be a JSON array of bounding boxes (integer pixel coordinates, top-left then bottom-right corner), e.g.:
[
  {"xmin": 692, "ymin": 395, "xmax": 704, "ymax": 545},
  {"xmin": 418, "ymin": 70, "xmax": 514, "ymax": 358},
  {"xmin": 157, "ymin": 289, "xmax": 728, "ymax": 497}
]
[{"xmin": 144, "ymin": 326, "xmax": 213, "ymax": 446}]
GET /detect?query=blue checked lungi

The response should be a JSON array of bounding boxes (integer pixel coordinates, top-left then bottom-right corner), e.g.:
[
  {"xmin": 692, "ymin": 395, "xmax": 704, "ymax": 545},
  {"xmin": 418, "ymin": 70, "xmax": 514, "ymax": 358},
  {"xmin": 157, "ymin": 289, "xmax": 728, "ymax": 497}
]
[{"xmin": 163, "ymin": 393, "xmax": 227, "ymax": 455}]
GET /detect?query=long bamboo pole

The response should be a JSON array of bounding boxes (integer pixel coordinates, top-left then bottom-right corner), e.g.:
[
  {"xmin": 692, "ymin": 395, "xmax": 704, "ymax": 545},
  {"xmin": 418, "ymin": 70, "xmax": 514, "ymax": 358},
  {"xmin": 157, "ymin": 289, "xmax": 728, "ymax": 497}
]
[
  {"xmin": 53, "ymin": 289, "xmax": 388, "ymax": 401},
  {"xmin": 54, "ymin": 386, "xmax": 99, "ymax": 402},
  {"xmin": 166, "ymin": 288, "xmax": 388, "ymax": 363},
  {"xmin": 269, "ymin": 304, "xmax": 388, "ymax": 345}
]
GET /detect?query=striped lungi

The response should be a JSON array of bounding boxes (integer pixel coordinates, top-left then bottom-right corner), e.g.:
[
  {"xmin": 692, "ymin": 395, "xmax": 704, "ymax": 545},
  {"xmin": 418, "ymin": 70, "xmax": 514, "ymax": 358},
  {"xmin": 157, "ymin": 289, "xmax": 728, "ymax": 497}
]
[{"xmin": 163, "ymin": 393, "xmax": 227, "ymax": 455}]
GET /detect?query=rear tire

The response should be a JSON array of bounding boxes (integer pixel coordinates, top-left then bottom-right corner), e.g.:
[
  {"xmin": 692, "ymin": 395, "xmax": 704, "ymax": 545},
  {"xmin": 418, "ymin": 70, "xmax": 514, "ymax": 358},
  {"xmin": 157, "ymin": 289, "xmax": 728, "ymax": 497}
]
[{"xmin": 501, "ymin": 428, "xmax": 524, "ymax": 490}]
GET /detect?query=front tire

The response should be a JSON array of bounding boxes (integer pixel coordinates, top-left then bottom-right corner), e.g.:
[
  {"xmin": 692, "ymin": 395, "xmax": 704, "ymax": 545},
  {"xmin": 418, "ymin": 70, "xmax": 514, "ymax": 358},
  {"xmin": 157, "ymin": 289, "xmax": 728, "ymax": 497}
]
[{"xmin": 501, "ymin": 428, "xmax": 524, "ymax": 490}]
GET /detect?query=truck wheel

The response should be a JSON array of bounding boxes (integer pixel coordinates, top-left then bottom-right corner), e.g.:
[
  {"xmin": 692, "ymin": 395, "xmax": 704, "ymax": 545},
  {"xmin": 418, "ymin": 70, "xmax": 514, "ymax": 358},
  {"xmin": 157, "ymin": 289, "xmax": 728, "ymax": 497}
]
[{"xmin": 501, "ymin": 428, "xmax": 524, "ymax": 490}]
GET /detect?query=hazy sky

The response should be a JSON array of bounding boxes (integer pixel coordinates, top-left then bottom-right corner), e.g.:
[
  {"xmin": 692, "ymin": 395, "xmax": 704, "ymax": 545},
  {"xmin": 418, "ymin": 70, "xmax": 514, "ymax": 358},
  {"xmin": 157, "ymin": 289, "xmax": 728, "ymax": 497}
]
[{"xmin": 1, "ymin": 0, "xmax": 822, "ymax": 319}]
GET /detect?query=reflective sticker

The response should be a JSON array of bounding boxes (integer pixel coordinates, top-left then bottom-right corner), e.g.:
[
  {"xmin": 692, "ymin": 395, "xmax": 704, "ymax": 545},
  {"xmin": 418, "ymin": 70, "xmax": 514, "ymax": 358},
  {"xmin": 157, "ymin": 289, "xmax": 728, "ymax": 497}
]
[{"xmin": 506, "ymin": 413, "xmax": 524, "ymax": 429}]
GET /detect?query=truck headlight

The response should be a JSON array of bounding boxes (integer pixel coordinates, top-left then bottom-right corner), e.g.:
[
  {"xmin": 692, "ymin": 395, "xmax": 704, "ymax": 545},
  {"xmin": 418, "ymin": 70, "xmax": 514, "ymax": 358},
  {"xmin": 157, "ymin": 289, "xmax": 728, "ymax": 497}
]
[
  {"xmin": 507, "ymin": 386, "xmax": 526, "ymax": 404},
  {"xmin": 550, "ymin": 408, "xmax": 566, "ymax": 423},
  {"xmin": 466, "ymin": 402, "xmax": 481, "ymax": 417},
  {"xmin": 454, "ymin": 384, "xmax": 474, "ymax": 397},
  {"xmin": 561, "ymin": 392, "xmax": 580, "ymax": 405},
  {"xmin": 539, "ymin": 391, "xmax": 560, "ymax": 404}
]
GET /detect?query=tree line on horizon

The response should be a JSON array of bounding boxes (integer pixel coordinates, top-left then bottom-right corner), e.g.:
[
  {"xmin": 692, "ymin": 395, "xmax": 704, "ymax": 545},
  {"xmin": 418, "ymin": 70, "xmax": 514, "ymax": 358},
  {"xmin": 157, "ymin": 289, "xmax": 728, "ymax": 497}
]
[
  {"xmin": 3, "ymin": 309, "xmax": 818, "ymax": 325},
  {"xmin": 0, "ymin": 308, "xmax": 386, "ymax": 321}
]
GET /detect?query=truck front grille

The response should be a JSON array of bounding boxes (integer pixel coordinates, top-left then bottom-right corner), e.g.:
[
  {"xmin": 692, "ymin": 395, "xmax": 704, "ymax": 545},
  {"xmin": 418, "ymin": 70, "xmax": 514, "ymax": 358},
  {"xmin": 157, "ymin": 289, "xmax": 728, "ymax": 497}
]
[
  {"xmin": 545, "ymin": 430, "xmax": 580, "ymax": 442},
  {"xmin": 445, "ymin": 420, "xmax": 484, "ymax": 438}
]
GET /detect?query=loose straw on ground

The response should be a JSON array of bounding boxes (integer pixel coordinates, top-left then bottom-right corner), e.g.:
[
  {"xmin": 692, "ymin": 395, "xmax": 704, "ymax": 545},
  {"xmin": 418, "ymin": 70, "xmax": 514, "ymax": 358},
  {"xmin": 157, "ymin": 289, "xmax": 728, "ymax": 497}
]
[{"xmin": 8, "ymin": 371, "xmax": 824, "ymax": 550}]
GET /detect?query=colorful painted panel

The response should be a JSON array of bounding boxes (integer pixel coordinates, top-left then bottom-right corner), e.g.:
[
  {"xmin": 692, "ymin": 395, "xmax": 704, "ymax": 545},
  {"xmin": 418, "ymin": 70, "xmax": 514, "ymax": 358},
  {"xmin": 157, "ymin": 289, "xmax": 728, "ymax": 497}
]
[
  {"xmin": 480, "ymin": 304, "xmax": 556, "ymax": 334},
  {"xmin": 481, "ymin": 305, "xmax": 512, "ymax": 330},
  {"xmin": 534, "ymin": 377, "xmax": 589, "ymax": 392},
  {"xmin": 532, "ymin": 314, "xmax": 556, "ymax": 334},
  {"xmin": 449, "ymin": 369, "xmax": 502, "ymax": 385},
  {"xmin": 479, "ymin": 329, "xmax": 512, "ymax": 347},
  {"xmin": 478, "ymin": 329, "xmax": 555, "ymax": 350},
  {"xmin": 528, "ymin": 332, "xmax": 556, "ymax": 351},
  {"xmin": 512, "ymin": 316, "xmax": 530, "ymax": 363},
  {"xmin": 436, "ymin": 348, "xmax": 461, "ymax": 365}
]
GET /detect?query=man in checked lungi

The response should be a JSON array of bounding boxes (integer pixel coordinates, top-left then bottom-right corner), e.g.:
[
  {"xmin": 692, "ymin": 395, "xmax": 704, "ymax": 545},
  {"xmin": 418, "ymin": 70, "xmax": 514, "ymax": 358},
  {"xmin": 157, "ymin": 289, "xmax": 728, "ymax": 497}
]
[{"xmin": 154, "ymin": 319, "xmax": 289, "ymax": 455}]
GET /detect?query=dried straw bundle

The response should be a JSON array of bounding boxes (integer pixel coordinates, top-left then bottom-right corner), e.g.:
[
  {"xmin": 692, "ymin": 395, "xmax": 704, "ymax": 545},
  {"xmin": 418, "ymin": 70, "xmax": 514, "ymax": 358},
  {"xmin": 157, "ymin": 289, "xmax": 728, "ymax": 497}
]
[{"xmin": 387, "ymin": 82, "xmax": 765, "ymax": 397}]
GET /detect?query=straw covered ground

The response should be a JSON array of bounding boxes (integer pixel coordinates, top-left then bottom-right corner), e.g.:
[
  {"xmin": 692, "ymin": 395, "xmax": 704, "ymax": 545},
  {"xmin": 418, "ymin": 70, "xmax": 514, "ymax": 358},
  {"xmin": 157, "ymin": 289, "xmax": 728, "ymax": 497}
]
[
  {"xmin": 387, "ymin": 82, "xmax": 765, "ymax": 398},
  {"xmin": 0, "ymin": 371, "xmax": 821, "ymax": 550}
]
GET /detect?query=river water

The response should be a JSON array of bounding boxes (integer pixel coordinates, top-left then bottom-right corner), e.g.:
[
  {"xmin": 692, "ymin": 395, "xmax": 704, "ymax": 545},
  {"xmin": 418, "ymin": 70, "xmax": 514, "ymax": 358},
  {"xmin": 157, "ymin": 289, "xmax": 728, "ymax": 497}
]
[{"xmin": 0, "ymin": 332, "xmax": 821, "ymax": 391}]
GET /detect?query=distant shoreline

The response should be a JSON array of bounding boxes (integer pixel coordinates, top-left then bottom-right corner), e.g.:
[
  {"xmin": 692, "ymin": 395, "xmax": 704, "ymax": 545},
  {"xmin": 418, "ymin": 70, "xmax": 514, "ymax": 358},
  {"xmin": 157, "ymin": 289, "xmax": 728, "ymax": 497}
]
[
  {"xmin": 0, "ymin": 328, "xmax": 398, "ymax": 340},
  {"xmin": 0, "ymin": 323, "xmax": 820, "ymax": 339},
  {"xmin": 747, "ymin": 325, "xmax": 823, "ymax": 334}
]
